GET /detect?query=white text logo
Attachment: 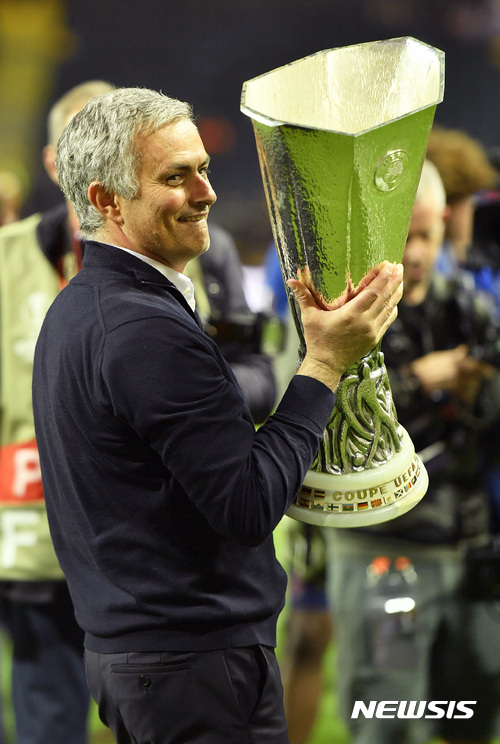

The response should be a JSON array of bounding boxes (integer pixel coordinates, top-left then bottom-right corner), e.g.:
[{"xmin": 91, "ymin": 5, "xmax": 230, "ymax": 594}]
[{"xmin": 351, "ymin": 701, "xmax": 476, "ymax": 720}]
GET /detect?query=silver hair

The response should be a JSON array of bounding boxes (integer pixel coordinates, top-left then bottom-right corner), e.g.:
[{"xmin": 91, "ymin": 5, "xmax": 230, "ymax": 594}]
[
  {"xmin": 415, "ymin": 159, "xmax": 447, "ymax": 211},
  {"xmin": 47, "ymin": 80, "xmax": 115, "ymax": 148},
  {"xmin": 55, "ymin": 87, "xmax": 194, "ymax": 237}
]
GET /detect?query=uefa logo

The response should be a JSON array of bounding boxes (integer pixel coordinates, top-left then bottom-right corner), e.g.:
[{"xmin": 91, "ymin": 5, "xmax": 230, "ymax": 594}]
[{"xmin": 374, "ymin": 150, "xmax": 410, "ymax": 192}]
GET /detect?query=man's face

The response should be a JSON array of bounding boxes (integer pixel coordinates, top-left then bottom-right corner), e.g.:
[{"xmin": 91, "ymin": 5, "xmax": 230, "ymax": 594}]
[
  {"xmin": 402, "ymin": 198, "xmax": 445, "ymax": 297},
  {"xmin": 114, "ymin": 118, "xmax": 217, "ymax": 272}
]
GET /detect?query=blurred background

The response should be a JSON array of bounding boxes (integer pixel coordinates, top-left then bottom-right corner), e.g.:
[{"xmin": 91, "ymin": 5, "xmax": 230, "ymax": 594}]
[{"xmin": 2, "ymin": 0, "xmax": 500, "ymax": 267}]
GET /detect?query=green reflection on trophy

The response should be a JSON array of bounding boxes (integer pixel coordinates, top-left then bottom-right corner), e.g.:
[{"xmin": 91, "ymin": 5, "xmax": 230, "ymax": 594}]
[{"xmin": 241, "ymin": 37, "xmax": 445, "ymax": 527}]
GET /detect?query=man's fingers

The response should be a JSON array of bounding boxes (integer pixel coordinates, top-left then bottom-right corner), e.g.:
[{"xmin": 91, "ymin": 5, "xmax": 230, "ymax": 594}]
[
  {"xmin": 375, "ymin": 303, "xmax": 400, "ymax": 343},
  {"xmin": 350, "ymin": 262, "xmax": 404, "ymax": 316},
  {"xmin": 354, "ymin": 261, "xmax": 395, "ymax": 294},
  {"xmin": 287, "ymin": 278, "xmax": 315, "ymax": 309},
  {"xmin": 288, "ymin": 262, "xmax": 403, "ymax": 346}
]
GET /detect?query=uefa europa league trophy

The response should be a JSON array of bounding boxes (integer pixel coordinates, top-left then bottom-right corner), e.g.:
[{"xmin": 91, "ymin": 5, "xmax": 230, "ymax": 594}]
[{"xmin": 241, "ymin": 37, "xmax": 445, "ymax": 527}]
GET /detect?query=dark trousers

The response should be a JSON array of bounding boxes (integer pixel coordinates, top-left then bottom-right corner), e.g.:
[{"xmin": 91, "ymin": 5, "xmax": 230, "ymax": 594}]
[
  {"xmin": 85, "ymin": 644, "xmax": 290, "ymax": 744},
  {"xmin": 0, "ymin": 582, "xmax": 89, "ymax": 744}
]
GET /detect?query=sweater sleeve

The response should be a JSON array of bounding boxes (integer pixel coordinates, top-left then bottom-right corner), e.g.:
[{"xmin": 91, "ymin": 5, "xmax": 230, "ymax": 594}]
[{"xmin": 101, "ymin": 314, "xmax": 335, "ymax": 545}]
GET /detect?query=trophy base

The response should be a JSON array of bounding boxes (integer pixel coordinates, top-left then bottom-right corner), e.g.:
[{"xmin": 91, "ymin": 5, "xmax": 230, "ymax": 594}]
[{"xmin": 286, "ymin": 428, "xmax": 428, "ymax": 528}]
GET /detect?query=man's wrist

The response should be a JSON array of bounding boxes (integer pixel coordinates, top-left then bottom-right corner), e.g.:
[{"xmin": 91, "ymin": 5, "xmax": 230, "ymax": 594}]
[{"xmin": 296, "ymin": 357, "xmax": 342, "ymax": 392}]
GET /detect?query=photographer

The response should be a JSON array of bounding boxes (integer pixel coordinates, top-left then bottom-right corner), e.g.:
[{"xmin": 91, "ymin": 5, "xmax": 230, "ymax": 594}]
[{"xmin": 326, "ymin": 160, "xmax": 500, "ymax": 744}]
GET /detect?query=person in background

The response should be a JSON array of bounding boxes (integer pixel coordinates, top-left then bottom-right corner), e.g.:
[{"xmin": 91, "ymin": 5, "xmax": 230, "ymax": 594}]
[
  {"xmin": 32, "ymin": 86, "xmax": 403, "ymax": 744},
  {"xmin": 426, "ymin": 124, "xmax": 497, "ymax": 278},
  {"xmin": 428, "ymin": 125, "xmax": 500, "ymax": 542},
  {"xmin": 264, "ymin": 244, "xmax": 333, "ymax": 744},
  {"xmin": 0, "ymin": 170, "xmax": 23, "ymax": 226},
  {"xmin": 469, "ymin": 162, "xmax": 500, "ymax": 319},
  {"xmin": 326, "ymin": 160, "xmax": 500, "ymax": 744},
  {"xmin": 279, "ymin": 519, "xmax": 332, "ymax": 744},
  {"xmin": 0, "ymin": 79, "xmax": 114, "ymax": 744}
]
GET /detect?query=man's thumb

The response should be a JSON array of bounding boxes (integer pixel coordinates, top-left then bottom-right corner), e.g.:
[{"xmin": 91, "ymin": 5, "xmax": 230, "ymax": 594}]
[{"xmin": 287, "ymin": 278, "xmax": 313, "ymax": 307}]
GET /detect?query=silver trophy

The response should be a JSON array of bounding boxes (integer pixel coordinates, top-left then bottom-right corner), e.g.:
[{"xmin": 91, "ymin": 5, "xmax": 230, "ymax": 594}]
[{"xmin": 241, "ymin": 37, "xmax": 445, "ymax": 527}]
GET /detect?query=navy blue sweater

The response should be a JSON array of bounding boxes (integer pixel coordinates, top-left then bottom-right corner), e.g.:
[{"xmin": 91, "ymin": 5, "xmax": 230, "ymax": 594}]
[{"xmin": 32, "ymin": 241, "xmax": 335, "ymax": 653}]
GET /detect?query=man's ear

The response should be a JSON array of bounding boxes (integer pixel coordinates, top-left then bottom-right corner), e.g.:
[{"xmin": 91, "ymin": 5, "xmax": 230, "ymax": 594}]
[{"xmin": 88, "ymin": 181, "xmax": 124, "ymax": 224}]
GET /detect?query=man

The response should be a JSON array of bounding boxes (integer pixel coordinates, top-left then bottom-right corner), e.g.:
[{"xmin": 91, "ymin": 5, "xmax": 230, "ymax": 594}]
[
  {"xmin": 326, "ymin": 160, "xmax": 500, "ymax": 744},
  {"xmin": 0, "ymin": 79, "xmax": 113, "ymax": 744},
  {"xmin": 427, "ymin": 126, "xmax": 500, "ymax": 531},
  {"xmin": 1, "ymin": 78, "xmax": 275, "ymax": 744},
  {"xmin": 426, "ymin": 125, "xmax": 497, "ymax": 279},
  {"xmin": 32, "ymin": 87, "xmax": 403, "ymax": 744}
]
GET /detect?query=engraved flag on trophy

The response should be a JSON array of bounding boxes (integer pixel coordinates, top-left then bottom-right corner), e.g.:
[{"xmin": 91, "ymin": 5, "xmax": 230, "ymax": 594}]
[{"xmin": 241, "ymin": 37, "xmax": 445, "ymax": 527}]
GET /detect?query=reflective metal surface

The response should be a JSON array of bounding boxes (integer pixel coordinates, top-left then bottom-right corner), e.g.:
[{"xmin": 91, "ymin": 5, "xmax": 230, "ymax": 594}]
[{"xmin": 241, "ymin": 37, "xmax": 444, "ymax": 527}]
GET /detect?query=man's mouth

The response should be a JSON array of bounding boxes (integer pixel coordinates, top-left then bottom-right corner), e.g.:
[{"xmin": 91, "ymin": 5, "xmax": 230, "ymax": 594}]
[
  {"xmin": 179, "ymin": 212, "xmax": 208, "ymax": 223},
  {"xmin": 406, "ymin": 265, "xmax": 425, "ymax": 279}
]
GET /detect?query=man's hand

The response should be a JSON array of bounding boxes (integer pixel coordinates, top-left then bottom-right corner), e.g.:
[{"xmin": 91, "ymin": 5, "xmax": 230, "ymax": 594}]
[
  {"xmin": 288, "ymin": 261, "xmax": 404, "ymax": 391},
  {"xmin": 409, "ymin": 344, "xmax": 496, "ymax": 404}
]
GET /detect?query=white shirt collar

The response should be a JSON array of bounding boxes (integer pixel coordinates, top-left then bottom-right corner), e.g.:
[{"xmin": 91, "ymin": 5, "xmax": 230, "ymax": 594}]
[{"xmin": 109, "ymin": 244, "xmax": 196, "ymax": 312}]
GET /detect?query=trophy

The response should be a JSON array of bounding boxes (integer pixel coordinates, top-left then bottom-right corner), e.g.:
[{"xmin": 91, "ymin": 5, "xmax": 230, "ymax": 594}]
[{"xmin": 241, "ymin": 37, "xmax": 445, "ymax": 527}]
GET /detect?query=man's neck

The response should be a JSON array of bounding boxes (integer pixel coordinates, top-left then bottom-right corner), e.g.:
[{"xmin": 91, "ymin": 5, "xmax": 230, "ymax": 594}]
[{"xmin": 93, "ymin": 226, "xmax": 187, "ymax": 273}]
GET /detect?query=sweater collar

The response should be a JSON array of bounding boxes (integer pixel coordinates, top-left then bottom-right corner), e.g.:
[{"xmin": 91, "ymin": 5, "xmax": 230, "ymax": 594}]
[
  {"xmin": 108, "ymin": 244, "xmax": 196, "ymax": 311},
  {"xmin": 81, "ymin": 240, "xmax": 202, "ymax": 326}
]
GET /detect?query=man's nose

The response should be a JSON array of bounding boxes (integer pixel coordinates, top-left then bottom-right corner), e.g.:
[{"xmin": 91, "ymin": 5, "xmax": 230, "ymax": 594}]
[
  {"xmin": 404, "ymin": 237, "xmax": 423, "ymax": 257},
  {"xmin": 191, "ymin": 173, "xmax": 217, "ymax": 205}
]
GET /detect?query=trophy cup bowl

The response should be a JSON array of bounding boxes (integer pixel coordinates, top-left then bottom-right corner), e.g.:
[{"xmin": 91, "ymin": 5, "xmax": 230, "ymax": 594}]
[{"xmin": 241, "ymin": 37, "xmax": 445, "ymax": 527}]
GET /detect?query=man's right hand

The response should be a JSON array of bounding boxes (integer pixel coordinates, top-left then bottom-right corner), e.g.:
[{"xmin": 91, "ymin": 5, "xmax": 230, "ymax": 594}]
[
  {"xmin": 288, "ymin": 261, "xmax": 404, "ymax": 392},
  {"xmin": 409, "ymin": 344, "xmax": 496, "ymax": 404}
]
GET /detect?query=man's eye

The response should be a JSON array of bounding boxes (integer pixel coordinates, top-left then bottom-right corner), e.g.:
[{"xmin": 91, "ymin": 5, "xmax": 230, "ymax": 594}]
[
  {"xmin": 200, "ymin": 167, "xmax": 211, "ymax": 178},
  {"xmin": 167, "ymin": 174, "xmax": 183, "ymax": 184}
]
